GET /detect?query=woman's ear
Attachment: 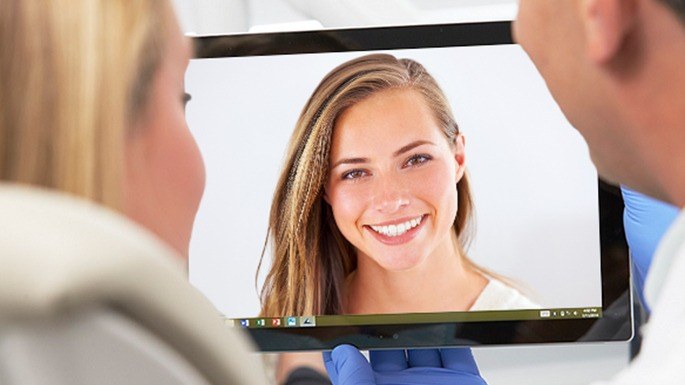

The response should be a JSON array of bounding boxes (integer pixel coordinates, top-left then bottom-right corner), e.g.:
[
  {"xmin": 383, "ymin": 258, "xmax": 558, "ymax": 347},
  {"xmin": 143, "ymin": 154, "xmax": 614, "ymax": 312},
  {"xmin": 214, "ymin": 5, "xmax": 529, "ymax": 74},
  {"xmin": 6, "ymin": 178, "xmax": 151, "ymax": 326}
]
[
  {"xmin": 581, "ymin": 0, "xmax": 637, "ymax": 64},
  {"xmin": 453, "ymin": 134, "xmax": 466, "ymax": 181},
  {"xmin": 323, "ymin": 187, "xmax": 331, "ymax": 205}
]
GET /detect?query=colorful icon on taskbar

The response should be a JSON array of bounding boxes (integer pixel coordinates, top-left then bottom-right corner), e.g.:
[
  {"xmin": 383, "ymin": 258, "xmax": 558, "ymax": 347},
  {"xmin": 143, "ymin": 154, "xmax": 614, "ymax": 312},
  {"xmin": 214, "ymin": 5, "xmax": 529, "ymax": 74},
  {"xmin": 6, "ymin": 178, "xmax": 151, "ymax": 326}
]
[
  {"xmin": 300, "ymin": 316, "xmax": 316, "ymax": 327},
  {"xmin": 286, "ymin": 317, "xmax": 298, "ymax": 327},
  {"xmin": 239, "ymin": 319, "xmax": 250, "ymax": 328},
  {"xmin": 255, "ymin": 319, "xmax": 266, "ymax": 327},
  {"xmin": 271, "ymin": 318, "xmax": 282, "ymax": 327}
]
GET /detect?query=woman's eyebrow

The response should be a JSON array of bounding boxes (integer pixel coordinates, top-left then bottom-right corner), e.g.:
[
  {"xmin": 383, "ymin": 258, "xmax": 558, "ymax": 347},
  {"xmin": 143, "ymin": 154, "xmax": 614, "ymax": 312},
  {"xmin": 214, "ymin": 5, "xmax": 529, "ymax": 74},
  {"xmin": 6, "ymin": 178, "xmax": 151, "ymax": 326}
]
[
  {"xmin": 393, "ymin": 140, "xmax": 435, "ymax": 157},
  {"xmin": 331, "ymin": 157, "xmax": 369, "ymax": 170},
  {"xmin": 331, "ymin": 140, "xmax": 436, "ymax": 170}
]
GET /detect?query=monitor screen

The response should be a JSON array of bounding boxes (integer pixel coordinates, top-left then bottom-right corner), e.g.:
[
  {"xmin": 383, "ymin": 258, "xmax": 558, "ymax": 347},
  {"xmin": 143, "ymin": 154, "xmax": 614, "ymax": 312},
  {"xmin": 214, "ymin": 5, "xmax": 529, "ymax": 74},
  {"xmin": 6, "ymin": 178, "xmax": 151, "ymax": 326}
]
[{"xmin": 186, "ymin": 22, "xmax": 630, "ymax": 351}]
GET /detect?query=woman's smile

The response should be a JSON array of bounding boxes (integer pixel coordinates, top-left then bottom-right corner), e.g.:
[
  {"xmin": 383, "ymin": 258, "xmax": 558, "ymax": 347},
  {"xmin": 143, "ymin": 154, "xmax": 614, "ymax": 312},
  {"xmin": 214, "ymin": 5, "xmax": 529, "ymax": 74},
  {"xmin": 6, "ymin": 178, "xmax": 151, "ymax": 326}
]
[{"xmin": 365, "ymin": 214, "xmax": 426, "ymax": 245}]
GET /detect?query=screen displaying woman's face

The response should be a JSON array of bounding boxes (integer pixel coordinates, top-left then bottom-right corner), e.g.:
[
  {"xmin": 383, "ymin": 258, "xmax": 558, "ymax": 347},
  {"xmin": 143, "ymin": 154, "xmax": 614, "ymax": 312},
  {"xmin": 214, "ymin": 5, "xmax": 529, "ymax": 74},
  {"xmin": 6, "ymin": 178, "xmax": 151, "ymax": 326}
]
[
  {"xmin": 188, "ymin": 45, "xmax": 603, "ymax": 317},
  {"xmin": 325, "ymin": 88, "xmax": 465, "ymax": 272}
]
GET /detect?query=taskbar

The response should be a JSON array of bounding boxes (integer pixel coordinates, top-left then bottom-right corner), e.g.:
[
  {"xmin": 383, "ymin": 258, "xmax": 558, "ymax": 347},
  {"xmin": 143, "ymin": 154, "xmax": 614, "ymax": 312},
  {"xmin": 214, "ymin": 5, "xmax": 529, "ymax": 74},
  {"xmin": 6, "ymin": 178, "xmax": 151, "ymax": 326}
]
[{"xmin": 227, "ymin": 307, "xmax": 602, "ymax": 329}]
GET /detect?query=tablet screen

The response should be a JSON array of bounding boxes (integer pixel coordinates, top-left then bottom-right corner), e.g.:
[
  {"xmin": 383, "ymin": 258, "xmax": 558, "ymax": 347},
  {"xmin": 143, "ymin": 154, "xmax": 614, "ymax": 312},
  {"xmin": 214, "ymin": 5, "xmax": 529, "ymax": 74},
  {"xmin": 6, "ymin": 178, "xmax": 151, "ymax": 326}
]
[{"xmin": 187, "ymin": 22, "xmax": 631, "ymax": 351}]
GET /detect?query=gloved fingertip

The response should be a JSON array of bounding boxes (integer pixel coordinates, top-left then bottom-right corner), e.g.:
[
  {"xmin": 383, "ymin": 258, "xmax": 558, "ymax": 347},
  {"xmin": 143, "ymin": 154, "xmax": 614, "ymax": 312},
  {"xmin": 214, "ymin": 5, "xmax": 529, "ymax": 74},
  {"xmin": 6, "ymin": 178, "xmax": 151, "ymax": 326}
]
[
  {"xmin": 327, "ymin": 345, "xmax": 375, "ymax": 385},
  {"xmin": 332, "ymin": 344, "xmax": 360, "ymax": 357},
  {"xmin": 323, "ymin": 350, "xmax": 338, "ymax": 384}
]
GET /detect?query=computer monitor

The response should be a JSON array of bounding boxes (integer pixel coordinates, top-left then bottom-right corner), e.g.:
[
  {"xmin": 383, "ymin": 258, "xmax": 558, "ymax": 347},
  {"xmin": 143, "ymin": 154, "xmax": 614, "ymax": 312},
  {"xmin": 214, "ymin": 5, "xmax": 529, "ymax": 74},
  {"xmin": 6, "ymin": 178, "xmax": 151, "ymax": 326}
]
[{"xmin": 187, "ymin": 21, "xmax": 631, "ymax": 351}]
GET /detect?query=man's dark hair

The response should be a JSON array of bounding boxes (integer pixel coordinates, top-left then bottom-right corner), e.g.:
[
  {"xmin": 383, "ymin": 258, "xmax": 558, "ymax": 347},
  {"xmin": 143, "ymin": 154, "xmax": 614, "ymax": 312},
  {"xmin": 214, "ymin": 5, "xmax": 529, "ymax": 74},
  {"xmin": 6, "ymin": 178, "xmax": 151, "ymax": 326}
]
[{"xmin": 659, "ymin": 0, "xmax": 685, "ymax": 22}]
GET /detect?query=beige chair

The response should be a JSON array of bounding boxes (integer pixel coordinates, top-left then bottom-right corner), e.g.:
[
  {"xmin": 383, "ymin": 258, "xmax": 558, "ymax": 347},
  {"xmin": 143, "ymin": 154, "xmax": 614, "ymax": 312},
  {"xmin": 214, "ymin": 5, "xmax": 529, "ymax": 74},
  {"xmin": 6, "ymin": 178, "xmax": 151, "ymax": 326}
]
[{"xmin": 0, "ymin": 184, "xmax": 268, "ymax": 385}]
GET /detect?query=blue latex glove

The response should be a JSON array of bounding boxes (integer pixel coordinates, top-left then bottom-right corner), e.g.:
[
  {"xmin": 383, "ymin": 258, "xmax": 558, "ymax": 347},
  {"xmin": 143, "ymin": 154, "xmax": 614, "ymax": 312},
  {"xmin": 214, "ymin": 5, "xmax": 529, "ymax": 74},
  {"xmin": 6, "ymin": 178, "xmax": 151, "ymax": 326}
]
[
  {"xmin": 323, "ymin": 345, "xmax": 487, "ymax": 385},
  {"xmin": 621, "ymin": 187, "xmax": 678, "ymax": 311}
]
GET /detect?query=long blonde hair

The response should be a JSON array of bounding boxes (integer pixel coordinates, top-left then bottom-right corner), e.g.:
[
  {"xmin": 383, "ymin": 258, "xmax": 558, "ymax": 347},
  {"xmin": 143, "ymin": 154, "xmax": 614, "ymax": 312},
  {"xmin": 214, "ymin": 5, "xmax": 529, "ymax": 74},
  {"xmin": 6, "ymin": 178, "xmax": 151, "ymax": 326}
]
[
  {"xmin": 260, "ymin": 54, "xmax": 480, "ymax": 317},
  {"xmin": 0, "ymin": 0, "xmax": 172, "ymax": 209}
]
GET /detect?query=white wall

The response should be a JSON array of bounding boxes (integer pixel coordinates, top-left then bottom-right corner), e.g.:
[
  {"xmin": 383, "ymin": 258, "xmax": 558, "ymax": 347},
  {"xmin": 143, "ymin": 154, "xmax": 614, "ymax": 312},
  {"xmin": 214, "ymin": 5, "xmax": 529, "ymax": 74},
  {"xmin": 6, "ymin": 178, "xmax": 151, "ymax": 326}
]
[
  {"xmin": 172, "ymin": 0, "xmax": 249, "ymax": 34},
  {"xmin": 173, "ymin": 0, "xmax": 520, "ymax": 34}
]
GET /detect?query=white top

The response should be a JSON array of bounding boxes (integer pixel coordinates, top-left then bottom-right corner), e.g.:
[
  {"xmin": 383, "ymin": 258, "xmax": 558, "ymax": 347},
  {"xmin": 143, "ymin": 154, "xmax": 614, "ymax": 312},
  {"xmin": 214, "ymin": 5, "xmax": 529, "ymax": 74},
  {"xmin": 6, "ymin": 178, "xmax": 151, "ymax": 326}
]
[
  {"xmin": 470, "ymin": 278, "xmax": 540, "ymax": 311},
  {"xmin": 593, "ymin": 208, "xmax": 685, "ymax": 385}
]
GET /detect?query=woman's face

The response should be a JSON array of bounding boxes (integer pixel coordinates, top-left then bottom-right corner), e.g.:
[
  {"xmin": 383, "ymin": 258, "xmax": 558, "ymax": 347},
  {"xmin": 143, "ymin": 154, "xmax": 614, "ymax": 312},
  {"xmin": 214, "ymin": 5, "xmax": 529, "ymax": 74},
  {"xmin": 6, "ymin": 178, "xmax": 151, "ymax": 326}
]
[
  {"xmin": 325, "ymin": 88, "xmax": 465, "ymax": 272},
  {"xmin": 123, "ymin": 16, "xmax": 206, "ymax": 259}
]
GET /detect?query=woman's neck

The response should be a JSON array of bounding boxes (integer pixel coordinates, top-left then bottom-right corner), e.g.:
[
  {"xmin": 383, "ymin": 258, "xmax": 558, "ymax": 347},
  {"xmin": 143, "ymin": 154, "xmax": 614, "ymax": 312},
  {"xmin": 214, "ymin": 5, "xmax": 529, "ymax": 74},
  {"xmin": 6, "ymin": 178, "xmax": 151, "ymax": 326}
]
[{"xmin": 345, "ymin": 231, "xmax": 487, "ymax": 314}]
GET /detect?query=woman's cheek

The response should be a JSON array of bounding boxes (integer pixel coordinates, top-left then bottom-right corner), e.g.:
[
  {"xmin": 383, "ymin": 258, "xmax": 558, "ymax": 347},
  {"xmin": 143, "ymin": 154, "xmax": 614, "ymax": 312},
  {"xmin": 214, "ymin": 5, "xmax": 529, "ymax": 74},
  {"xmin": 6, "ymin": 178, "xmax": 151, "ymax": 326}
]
[
  {"xmin": 415, "ymin": 164, "xmax": 456, "ymax": 203},
  {"xmin": 329, "ymin": 184, "xmax": 369, "ymax": 227}
]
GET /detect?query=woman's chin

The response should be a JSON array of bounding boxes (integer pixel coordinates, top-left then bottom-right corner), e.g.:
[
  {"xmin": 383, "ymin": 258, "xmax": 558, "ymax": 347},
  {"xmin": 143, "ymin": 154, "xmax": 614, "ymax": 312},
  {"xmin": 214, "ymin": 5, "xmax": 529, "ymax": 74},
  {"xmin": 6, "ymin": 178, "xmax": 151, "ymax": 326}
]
[{"xmin": 375, "ymin": 254, "xmax": 426, "ymax": 273}]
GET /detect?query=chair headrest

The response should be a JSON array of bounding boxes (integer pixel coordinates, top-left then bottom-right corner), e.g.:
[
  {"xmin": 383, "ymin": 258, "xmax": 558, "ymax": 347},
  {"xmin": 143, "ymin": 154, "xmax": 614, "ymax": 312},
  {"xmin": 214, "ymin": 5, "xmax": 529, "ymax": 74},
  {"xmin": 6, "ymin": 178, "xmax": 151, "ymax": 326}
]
[{"xmin": 0, "ymin": 184, "xmax": 267, "ymax": 385}]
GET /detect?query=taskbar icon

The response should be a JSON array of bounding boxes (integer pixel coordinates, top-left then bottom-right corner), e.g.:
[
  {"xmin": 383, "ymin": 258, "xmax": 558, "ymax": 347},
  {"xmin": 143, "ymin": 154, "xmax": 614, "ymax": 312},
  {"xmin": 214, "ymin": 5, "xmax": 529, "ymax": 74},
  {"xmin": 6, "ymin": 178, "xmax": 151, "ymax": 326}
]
[
  {"xmin": 286, "ymin": 316, "xmax": 298, "ymax": 327},
  {"xmin": 300, "ymin": 316, "xmax": 316, "ymax": 327}
]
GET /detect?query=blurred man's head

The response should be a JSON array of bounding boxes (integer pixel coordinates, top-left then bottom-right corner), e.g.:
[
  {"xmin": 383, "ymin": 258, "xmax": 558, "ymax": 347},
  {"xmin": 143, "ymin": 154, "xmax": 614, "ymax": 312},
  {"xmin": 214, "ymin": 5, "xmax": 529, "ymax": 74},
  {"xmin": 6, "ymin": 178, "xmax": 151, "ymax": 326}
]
[{"xmin": 514, "ymin": 0, "xmax": 685, "ymax": 206}]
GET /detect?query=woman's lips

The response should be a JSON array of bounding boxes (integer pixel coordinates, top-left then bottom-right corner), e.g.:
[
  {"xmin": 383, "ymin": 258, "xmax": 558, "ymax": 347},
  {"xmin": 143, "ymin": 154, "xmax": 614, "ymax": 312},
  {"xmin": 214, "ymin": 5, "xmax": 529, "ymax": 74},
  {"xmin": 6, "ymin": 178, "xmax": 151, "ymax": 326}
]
[{"xmin": 365, "ymin": 215, "xmax": 426, "ymax": 245}]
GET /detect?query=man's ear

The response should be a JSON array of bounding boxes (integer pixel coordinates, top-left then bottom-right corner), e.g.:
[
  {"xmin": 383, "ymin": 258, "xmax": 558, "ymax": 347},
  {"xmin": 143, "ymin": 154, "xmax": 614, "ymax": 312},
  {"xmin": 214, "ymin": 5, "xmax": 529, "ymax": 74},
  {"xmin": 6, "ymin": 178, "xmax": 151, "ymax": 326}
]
[
  {"xmin": 453, "ymin": 134, "xmax": 466, "ymax": 181},
  {"xmin": 581, "ymin": 0, "xmax": 637, "ymax": 64}
]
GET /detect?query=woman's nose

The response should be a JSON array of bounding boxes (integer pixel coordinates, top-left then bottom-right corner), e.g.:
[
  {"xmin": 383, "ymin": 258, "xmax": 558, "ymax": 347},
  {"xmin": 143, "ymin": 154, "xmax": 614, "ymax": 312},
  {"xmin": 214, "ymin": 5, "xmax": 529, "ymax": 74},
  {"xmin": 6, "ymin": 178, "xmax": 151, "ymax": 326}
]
[{"xmin": 372, "ymin": 176, "xmax": 409, "ymax": 214}]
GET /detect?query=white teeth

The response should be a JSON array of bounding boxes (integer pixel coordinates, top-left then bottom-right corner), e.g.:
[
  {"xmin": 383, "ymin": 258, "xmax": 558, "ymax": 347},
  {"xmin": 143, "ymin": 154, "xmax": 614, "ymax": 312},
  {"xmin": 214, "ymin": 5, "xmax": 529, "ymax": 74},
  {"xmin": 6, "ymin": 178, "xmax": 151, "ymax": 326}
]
[{"xmin": 370, "ymin": 216, "xmax": 423, "ymax": 237}]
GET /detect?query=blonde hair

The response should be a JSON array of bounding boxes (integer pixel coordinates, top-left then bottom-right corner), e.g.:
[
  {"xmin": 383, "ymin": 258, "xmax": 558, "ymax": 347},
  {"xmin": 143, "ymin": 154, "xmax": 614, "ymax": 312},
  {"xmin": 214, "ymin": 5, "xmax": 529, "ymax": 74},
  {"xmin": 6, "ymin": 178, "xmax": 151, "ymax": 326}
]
[
  {"xmin": 260, "ymin": 54, "xmax": 480, "ymax": 317},
  {"xmin": 0, "ymin": 0, "xmax": 172, "ymax": 208}
]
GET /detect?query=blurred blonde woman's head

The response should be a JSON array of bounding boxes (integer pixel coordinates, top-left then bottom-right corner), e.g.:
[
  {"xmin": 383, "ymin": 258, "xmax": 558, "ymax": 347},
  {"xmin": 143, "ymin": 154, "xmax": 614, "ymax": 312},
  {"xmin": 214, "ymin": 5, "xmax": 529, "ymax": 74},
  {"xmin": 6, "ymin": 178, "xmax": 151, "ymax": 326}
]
[
  {"xmin": 0, "ymin": 0, "xmax": 170, "ymax": 205},
  {"xmin": 0, "ymin": 0, "xmax": 205, "ymax": 257},
  {"xmin": 260, "ymin": 54, "xmax": 477, "ymax": 316}
]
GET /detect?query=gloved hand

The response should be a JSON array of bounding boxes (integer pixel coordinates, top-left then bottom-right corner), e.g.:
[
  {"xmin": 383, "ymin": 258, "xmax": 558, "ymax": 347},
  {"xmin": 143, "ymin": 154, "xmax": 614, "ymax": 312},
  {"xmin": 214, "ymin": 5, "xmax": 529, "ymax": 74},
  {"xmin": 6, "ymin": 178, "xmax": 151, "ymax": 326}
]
[
  {"xmin": 323, "ymin": 345, "xmax": 487, "ymax": 385},
  {"xmin": 621, "ymin": 186, "xmax": 678, "ymax": 311}
]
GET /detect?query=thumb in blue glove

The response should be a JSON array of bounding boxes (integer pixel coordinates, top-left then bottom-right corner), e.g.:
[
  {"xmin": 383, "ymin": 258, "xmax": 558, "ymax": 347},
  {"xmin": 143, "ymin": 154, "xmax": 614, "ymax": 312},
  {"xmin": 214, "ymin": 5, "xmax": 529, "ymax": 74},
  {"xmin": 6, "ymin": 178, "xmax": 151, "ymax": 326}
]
[{"xmin": 323, "ymin": 345, "xmax": 487, "ymax": 385}]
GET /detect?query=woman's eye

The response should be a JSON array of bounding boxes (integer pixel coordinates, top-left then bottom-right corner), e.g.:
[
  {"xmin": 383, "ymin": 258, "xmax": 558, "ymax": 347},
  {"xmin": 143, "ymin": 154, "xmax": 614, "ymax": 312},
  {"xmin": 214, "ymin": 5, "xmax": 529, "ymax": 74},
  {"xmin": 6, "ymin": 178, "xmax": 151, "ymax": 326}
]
[
  {"xmin": 405, "ymin": 154, "xmax": 432, "ymax": 167},
  {"xmin": 342, "ymin": 169, "xmax": 367, "ymax": 180}
]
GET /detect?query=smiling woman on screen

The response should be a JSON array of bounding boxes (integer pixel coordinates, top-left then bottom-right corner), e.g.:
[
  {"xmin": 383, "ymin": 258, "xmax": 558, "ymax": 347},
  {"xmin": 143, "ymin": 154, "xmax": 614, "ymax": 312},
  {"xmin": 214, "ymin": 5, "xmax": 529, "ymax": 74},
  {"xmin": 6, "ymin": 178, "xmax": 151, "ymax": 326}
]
[{"xmin": 258, "ymin": 53, "xmax": 538, "ymax": 318}]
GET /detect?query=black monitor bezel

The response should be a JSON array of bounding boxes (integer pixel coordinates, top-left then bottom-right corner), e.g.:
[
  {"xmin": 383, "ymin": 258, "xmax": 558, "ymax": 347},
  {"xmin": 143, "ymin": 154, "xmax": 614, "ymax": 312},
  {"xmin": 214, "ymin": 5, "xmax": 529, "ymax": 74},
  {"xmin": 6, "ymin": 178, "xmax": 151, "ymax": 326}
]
[{"xmin": 192, "ymin": 21, "xmax": 632, "ymax": 351}]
